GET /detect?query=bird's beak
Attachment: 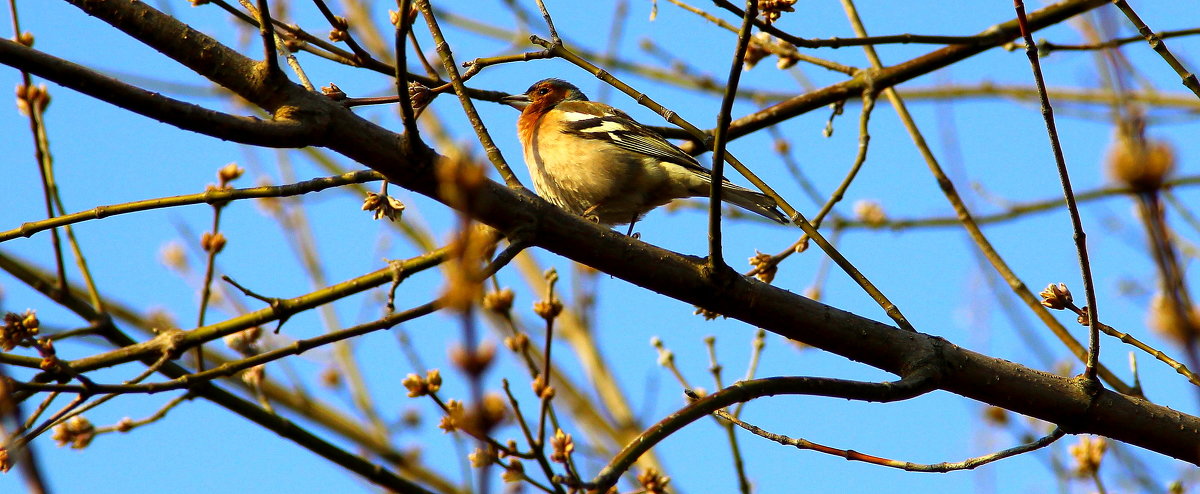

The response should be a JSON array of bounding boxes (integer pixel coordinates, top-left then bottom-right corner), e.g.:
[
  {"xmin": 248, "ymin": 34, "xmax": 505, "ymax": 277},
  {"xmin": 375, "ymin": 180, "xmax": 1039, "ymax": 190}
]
[{"xmin": 500, "ymin": 94, "xmax": 530, "ymax": 110}]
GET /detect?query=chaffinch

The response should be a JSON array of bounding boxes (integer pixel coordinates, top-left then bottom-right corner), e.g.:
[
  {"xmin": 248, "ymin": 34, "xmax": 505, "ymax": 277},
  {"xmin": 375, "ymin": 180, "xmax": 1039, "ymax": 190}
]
[{"xmin": 501, "ymin": 78, "xmax": 788, "ymax": 229}]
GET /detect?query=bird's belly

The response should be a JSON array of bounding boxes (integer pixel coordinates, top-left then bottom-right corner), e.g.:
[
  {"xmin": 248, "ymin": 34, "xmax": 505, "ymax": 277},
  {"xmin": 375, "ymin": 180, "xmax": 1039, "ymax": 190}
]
[{"xmin": 526, "ymin": 144, "xmax": 668, "ymax": 225}]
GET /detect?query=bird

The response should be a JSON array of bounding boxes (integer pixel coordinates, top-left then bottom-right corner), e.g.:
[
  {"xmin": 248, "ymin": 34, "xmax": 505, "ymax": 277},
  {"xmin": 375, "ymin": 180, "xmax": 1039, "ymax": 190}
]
[{"xmin": 500, "ymin": 78, "xmax": 789, "ymax": 232}]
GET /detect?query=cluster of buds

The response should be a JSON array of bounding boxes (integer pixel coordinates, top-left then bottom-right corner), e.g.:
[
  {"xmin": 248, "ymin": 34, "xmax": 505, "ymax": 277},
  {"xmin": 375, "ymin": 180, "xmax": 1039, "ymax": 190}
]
[
  {"xmin": 401, "ymin": 369, "xmax": 443, "ymax": 397},
  {"xmin": 436, "ymin": 154, "xmax": 487, "ymax": 211},
  {"xmin": 743, "ymin": 33, "xmax": 772, "ymax": 69},
  {"xmin": 241, "ymin": 364, "xmax": 265, "ymax": 387},
  {"xmin": 1105, "ymin": 118, "xmax": 1175, "ymax": 193},
  {"xmin": 501, "ymin": 458, "xmax": 524, "ymax": 483},
  {"xmin": 2, "ymin": 310, "xmax": 39, "ymax": 351},
  {"xmin": 440, "ymin": 395, "xmax": 508, "ymax": 437},
  {"xmin": 637, "ymin": 468, "xmax": 671, "ymax": 494},
  {"xmin": 802, "ymin": 285, "xmax": 821, "ymax": 301},
  {"xmin": 483, "ymin": 288, "xmax": 515, "ymax": 314},
  {"xmin": 450, "ymin": 341, "xmax": 496, "ymax": 377},
  {"xmin": 217, "ymin": 162, "xmax": 244, "ymax": 187},
  {"xmin": 321, "ymin": 82, "xmax": 347, "ymax": 101},
  {"xmin": 759, "ymin": 0, "xmax": 798, "ymax": 24},
  {"xmin": 223, "ymin": 326, "xmax": 263, "ymax": 356},
  {"xmin": 328, "ymin": 15, "xmax": 350, "ymax": 43},
  {"xmin": 114, "ymin": 417, "xmax": 136, "ymax": 433},
  {"xmin": 16, "ymin": 32, "xmax": 33, "ymax": 47},
  {"xmin": 1147, "ymin": 293, "xmax": 1200, "ymax": 345},
  {"xmin": 1069, "ymin": 435, "xmax": 1106, "ymax": 476},
  {"xmin": 853, "ymin": 199, "xmax": 887, "ymax": 228},
  {"xmin": 438, "ymin": 399, "xmax": 464, "ymax": 432},
  {"xmin": 15, "ymin": 83, "xmax": 50, "ymax": 117},
  {"xmin": 470, "ymin": 394, "xmax": 508, "ymax": 436},
  {"xmin": 36, "ymin": 339, "xmax": 61, "ymax": 373},
  {"xmin": 981, "ymin": 406, "xmax": 1008, "ymax": 426},
  {"xmin": 693, "ymin": 306, "xmax": 723, "ymax": 320},
  {"xmin": 441, "ymin": 226, "xmax": 497, "ymax": 313},
  {"xmin": 503, "ymin": 332, "xmax": 529, "ymax": 353},
  {"xmin": 361, "ymin": 192, "xmax": 405, "ymax": 222},
  {"xmin": 389, "ymin": 5, "xmax": 419, "ymax": 28},
  {"xmin": 408, "ymin": 81, "xmax": 434, "ymax": 111},
  {"xmin": 200, "ymin": 231, "xmax": 226, "ymax": 254},
  {"xmin": 438, "ymin": 156, "xmax": 495, "ymax": 312},
  {"xmin": 533, "ymin": 268, "xmax": 563, "ymax": 321},
  {"xmin": 1038, "ymin": 283, "xmax": 1073, "ymax": 310},
  {"xmin": 549, "ymin": 429, "xmax": 574, "ymax": 463},
  {"xmin": 748, "ymin": 251, "xmax": 777, "ymax": 284},
  {"xmin": 282, "ymin": 36, "xmax": 306, "ymax": 54},
  {"xmin": 651, "ymin": 336, "xmax": 674, "ymax": 367},
  {"xmin": 743, "ymin": 33, "xmax": 800, "ymax": 70},
  {"xmin": 159, "ymin": 241, "xmax": 188, "ymax": 272},
  {"xmin": 468, "ymin": 445, "xmax": 496, "ymax": 468},
  {"xmin": 531, "ymin": 375, "xmax": 555, "ymax": 400},
  {"xmin": 51, "ymin": 416, "xmax": 95, "ymax": 450},
  {"xmin": 533, "ymin": 298, "xmax": 563, "ymax": 321}
]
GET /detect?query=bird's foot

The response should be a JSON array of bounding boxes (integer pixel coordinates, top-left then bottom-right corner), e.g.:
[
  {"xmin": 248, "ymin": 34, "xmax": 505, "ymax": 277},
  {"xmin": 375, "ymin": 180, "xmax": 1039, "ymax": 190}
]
[{"xmin": 582, "ymin": 204, "xmax": 602, "ymax": 224}]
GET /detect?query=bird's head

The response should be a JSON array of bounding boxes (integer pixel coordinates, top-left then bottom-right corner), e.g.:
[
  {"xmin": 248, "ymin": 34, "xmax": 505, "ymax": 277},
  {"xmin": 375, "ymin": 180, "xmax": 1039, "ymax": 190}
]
[{"xmin": 501, "ymin": 78, "xmax": 588, "ymax": 114}]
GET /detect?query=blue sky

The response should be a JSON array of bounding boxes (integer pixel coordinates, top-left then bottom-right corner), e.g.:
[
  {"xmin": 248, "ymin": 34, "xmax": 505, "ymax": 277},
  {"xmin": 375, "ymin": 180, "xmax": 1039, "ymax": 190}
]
[{"xmin": 3, "ymin": 1, "xmax": 1200, "ymax": 493}]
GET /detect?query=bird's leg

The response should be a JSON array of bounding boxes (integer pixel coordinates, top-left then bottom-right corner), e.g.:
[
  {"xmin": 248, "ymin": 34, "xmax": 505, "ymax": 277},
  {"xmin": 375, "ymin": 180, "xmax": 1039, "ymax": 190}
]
[{"xmin": 625, "ymin": 215, "xmax": 639, "ymax": 237}]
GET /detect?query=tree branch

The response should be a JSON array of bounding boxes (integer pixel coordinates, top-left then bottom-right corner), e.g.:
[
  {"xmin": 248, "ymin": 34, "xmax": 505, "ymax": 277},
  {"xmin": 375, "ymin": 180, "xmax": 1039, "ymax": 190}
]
[
  {"xmin": 43, "ymin": 0, "xmax": 1200, "ymax": 467},
  {"xmin": 0, "ymin": 39, "xmax": 316, "ymax": 147}
]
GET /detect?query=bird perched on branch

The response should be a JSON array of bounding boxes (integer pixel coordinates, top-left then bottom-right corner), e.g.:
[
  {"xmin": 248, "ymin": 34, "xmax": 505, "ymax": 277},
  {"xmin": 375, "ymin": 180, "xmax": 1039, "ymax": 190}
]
[{"xmin": 501, "ymin": 78, "xmax": 789, "ymax": 231}]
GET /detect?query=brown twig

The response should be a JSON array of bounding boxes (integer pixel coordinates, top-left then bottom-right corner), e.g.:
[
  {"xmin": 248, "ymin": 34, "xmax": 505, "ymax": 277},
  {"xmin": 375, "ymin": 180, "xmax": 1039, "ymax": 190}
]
[
  {"xmin": 1109, "ymin": 0, "xmax": 1200, "ymax": 99},
  {"xmin": 717, "ymin": 406, "xmax": 1065, "ymax": 471},
  {"xmin": 590, "ymin": 370, "xmax": 939, "ymax": 491},
  {"xmin": 707, "ymin": 0, "xmax": 758, "ymax": 270},
  {"xmin": 253, "ymin": 0, "xmax": 280, "ymax": 75},
  {"xmin": 416, "ymin": 0, "xmax": 522, "ymax": 187},
  {"xmin": 1013, "ymin": 0, "xmax": 1101, "ymax": 380},
  {"xmin": 395, "ymin": 0, "xmax": 422, "ymax": 151}
]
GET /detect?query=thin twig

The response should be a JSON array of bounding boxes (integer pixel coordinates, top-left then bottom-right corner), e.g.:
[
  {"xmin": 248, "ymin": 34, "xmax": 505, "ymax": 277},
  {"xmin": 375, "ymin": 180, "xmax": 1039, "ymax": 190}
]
[
  {"xmin": 718, "ymin": 407, "xmax": 1065, "ymax": 471},
  {"xmin": 253, "ymin": 0, "xmax": 280, "ymax": 75},
  {"xmin": 533, "ymin": 0, "xmax": 560, "ymax": 42},
  {"xmin": 1109, "ymin": 0, "xmax": 1200, "ymax": 99},
  {"xmin": 712, "ymin": 0, "xmax": 1015, "ymax": 50},
  {"xmin": 793, "ymin": 209, "xmax": 915, "ymax": 332},
  {"xmin": 16, "ymin": 302, "xmax": 441, "ymax": 395},
  {"xmin": 1038, "ymin": 27, "xmax": 1200, "ymax": 53},
  {"xmin": 310, "ymin": 0, "xmax": 374, "ymax": 63},
  {"xmin": 746, "ymin": 91, "xmax": 875, "ymax": 278},
  {"xmin": 2, "ymin": 170, "xmax": 381, "ymax": 242},
  {"xmin": 707, "ymin": 0, "xmax": 757, "ymax": 269},
  {"xmin": 394, "ymin": 0, "xmax": 422, "ymax": 149},
  {"xmin": 415, "ymin": 0, "xmax": 522, "ymax": 187},
  {"xmin": 836, "ymin": 0, "xmax": 1130, "ymax": 392},
  {"xmin": 590, "ymin": 370, "xmax": 938, "ymax": 491},
  {"xmin": 703, "ymin": 337, "xmax": 751, "ymax": 494},
  {"xmin": 667, "ymin": 0, "xmax": 858, "ymax": 75},
  {"xmin": 501, "ymin": 380, "xmax": 567, "ymax": 494},
  {"xmin": 1013, "ymin": 0, "xmax": 1101, "ymax": 380}
]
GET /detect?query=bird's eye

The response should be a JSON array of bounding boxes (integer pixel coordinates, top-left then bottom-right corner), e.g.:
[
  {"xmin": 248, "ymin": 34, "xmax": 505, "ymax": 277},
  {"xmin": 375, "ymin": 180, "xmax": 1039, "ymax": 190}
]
[{"xmin": 537, "ymin": 88, "xmax": 550, "ymax": 95}]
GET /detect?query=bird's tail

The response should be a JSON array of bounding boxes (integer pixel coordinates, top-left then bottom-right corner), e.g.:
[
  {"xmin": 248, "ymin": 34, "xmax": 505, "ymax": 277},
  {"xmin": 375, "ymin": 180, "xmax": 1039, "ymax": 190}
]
[{"xmin": 719, "ymin": 184, "xmax": 790, "ymax": 224}]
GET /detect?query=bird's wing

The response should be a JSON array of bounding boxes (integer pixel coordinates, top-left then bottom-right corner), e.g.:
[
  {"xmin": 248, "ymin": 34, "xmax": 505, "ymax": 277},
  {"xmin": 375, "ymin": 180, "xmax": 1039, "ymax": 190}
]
[{"xmin": 555, "ymin": 103, "xmax": 712, "ymax": 176}]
